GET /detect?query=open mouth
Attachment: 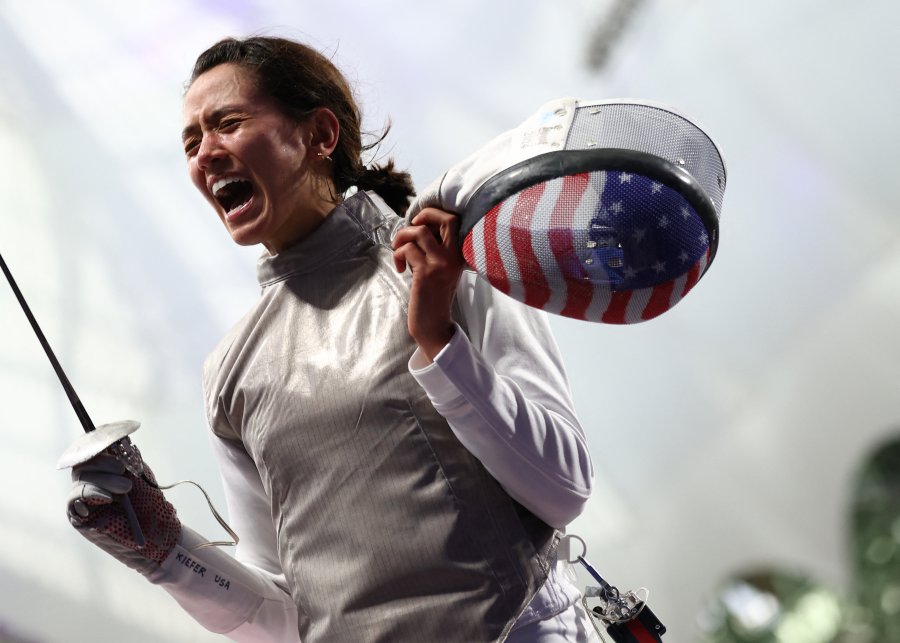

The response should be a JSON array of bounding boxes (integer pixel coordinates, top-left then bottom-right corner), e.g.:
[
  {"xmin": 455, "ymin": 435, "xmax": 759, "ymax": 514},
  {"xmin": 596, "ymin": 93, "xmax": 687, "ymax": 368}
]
[{"xmin": 212, "ymin": 177, "xmax": 255, "ymax": 218}]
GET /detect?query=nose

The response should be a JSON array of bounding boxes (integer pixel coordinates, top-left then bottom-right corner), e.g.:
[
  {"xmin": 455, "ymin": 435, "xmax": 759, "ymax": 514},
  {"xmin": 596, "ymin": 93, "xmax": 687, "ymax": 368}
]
[{"xmin": 196, "ymin": 134, "xmax": 225, "ymax": 172}]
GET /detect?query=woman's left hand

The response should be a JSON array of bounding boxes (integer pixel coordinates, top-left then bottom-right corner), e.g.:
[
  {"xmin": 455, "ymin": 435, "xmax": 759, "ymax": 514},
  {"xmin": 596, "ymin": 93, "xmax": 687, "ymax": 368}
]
[{"xmin": 392, "ymin": 208, "xmax": 466, "ymax": 362}]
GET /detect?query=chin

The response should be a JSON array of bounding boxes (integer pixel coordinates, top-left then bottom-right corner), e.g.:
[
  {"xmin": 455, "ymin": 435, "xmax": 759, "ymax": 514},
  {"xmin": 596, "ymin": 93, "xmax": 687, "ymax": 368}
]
[
  {"xmin": 231, "ymin": 234, "xmax": 267, "ymax": 250},
  {"xmin": 224, "ymin": 223, "xmax": 265, "ymax": 248}
]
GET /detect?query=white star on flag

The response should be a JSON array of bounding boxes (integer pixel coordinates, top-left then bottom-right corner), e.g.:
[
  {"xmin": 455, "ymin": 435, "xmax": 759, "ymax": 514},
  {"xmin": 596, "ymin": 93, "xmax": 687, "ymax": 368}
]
[
  {"xmin": 633, "ymin": 228, "xmax": 646, "ymax": 242},
  {"xmin": 619, "ymin": 173, "xmax": 633, "ymax": 183},
  {"xmin": 653, "ymin": 261, "xmax": 666, "ymax": 274},
  {"xmin": 651, "ymin": 182, "xmax": 662, "ymax": 194}
]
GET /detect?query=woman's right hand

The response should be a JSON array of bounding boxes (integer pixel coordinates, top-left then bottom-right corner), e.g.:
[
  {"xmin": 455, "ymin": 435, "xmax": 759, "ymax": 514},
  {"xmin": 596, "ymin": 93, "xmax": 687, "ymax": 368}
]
[{"xmin": 68, "ymin": 451, "xmax": 182, "ymax": 576}]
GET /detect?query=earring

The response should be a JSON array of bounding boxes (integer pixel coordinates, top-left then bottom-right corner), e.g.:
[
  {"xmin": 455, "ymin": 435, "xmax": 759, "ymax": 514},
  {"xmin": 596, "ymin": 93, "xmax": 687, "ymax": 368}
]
[{"xmin": 317, "ymin": 152, "xmax": 333, "ymax": 162}]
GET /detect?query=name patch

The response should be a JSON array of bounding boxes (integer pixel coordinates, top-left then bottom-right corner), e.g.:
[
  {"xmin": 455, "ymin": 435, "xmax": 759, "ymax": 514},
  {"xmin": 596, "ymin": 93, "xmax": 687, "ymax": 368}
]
[
  {"xmin": 174, "ymin": 551, "xmax": 232, "ymax": 590},
  {"xmin": 175, "ymin": 552, "xmax": 206, "ymax": 577}
]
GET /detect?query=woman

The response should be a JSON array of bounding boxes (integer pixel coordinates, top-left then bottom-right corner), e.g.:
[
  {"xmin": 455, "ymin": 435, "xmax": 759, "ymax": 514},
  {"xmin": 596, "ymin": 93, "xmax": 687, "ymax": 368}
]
[{"xmin": 68, "ymin": 36, "xmax": 596, "ymax": 642}]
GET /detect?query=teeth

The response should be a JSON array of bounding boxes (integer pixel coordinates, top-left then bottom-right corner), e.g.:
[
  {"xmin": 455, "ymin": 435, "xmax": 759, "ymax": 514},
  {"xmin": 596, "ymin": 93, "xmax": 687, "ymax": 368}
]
[{"xmin": 212, "ymin": 176, "xmax": 243, "ymax": 196}]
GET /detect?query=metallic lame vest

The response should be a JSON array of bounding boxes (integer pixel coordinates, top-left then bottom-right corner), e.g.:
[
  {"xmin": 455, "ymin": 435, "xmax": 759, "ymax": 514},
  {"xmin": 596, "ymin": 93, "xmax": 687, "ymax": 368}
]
[{"xmin": 205, "ymin": 191, "xmax": 558, "ymax": 642}]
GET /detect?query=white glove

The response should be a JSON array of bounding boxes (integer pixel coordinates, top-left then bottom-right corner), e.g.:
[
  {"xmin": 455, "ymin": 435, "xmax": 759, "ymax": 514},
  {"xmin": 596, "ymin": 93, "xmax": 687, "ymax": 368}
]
[{"xmin": 68, "ymin": 452, "xmax": 182, "ymax": 576}]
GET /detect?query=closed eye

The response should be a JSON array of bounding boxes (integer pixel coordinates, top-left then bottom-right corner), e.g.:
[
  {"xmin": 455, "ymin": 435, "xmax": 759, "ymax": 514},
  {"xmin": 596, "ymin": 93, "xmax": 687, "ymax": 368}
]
[
  {"xmin": 183, "ymin": 137, "xmax": 200, "ymax": 156},
  {"xmin": 218, "ymin": 118, "xmax": 241, "ymax": 132}
]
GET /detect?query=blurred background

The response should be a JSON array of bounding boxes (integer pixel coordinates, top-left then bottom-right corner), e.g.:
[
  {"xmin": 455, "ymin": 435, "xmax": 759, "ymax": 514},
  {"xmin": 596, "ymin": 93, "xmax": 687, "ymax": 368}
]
[{"xmin": 1, "ymin": 1, "xmax": 898, "ymax": 641}]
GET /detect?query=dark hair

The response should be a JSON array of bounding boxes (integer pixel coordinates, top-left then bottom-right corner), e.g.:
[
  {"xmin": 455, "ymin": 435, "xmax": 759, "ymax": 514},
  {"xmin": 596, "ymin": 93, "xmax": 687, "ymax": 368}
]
[{"xmin": 189, "ymin": 36, "xmax": 415, "ymax": 214}]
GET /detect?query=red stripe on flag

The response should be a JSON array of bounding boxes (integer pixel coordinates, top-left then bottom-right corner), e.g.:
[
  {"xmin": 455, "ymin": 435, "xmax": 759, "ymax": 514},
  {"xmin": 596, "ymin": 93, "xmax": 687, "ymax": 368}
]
[
  {"xmin": 602, "ymin": 290, "xmax": 632, "ymax": 324},
  {"xmin": 680, "ymin": 261, "xmax": 701, "ymax": 297},
  {"xmin": 548, "ymin": 173, "xmax": 593, "ymax": 319},
  {"xmin": 641, "ymin": 279, "xmax": 676, "ymax": 320},
  {"xmin": 681, "ymin": 248, "xmax": 710, "ymax": 297},
  {"xmin": 509, "ymin": 183, "xmax": 551, "ymax": 309},
  {"xmin": 481, "ymin": 204, "xmax": 510, "ymax": 294},
  {"xmin": 462, "ymin": 233, "xmax": 477, "ymax": 270}
]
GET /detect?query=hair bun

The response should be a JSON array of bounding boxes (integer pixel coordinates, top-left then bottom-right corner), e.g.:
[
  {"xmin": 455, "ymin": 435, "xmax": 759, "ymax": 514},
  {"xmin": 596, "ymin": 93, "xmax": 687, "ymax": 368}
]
[{"xmin": 354, "ymin": 161, "xmax": 416, "ymax": 214}]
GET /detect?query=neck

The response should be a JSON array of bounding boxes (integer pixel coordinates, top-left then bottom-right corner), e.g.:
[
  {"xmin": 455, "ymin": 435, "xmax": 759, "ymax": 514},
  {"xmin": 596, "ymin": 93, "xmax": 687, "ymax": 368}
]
[{"xmin": 263, "ymin": 176, "xmax": 342, "ymax": 255}]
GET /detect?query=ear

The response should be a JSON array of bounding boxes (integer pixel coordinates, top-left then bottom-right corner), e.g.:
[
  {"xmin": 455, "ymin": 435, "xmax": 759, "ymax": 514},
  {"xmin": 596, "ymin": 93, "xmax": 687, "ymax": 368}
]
[{"xmin": 307, "ymin": 107, "xmax": 340, "ymax": 158}]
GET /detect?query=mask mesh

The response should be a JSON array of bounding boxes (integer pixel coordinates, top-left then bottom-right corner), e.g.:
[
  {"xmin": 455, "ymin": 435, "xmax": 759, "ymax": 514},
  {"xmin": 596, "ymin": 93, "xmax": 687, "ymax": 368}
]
[{"xmin": 565, "ymin": 102, "xmax": 726, "ymax": 217}]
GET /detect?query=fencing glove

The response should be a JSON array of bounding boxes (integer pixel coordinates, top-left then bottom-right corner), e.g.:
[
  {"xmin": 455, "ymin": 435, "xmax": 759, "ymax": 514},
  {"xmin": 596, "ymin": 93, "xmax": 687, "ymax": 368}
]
[{"xmin": 65, "ymin": 432, "xmax": 181, "ymax": 576}]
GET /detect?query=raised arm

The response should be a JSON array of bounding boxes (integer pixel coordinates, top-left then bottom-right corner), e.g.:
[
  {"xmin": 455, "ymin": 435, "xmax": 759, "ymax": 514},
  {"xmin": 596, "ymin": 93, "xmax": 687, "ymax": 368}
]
[{"xmin": 408, "ymin": 270, "xmax": 594, "ymax": 528}]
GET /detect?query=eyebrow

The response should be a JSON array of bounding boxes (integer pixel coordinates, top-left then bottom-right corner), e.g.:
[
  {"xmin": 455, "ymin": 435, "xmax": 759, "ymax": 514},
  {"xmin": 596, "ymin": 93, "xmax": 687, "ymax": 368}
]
[{"xmin": 181, "ymin": 106, "xmax": 242, "ymax": 142}]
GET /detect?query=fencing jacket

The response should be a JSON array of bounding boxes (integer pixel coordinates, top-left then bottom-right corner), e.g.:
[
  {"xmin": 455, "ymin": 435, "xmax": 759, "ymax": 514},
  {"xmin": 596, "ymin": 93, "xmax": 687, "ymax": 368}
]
[{"xmin": 150, "ymin": 190, "xmax": 593, "ymax": 642}]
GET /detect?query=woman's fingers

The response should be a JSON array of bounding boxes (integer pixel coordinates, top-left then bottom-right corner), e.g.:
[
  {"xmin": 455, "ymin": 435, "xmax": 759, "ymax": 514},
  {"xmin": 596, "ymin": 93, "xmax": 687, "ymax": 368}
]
[
  {"xmin": 392, "ymin": 208, "xmax": 463, "ymax": 273},
  {"xmin": 78, "ymin": 471, "xmax": 134, "ymax": 496},
  {"xmin": 410, "ymin": 208, "xmax": 460, "ymax": 248},
  {"xmin": 392, "ymin": 239, "xmax": 426, "ymax": 274},
  {"xmin": 392, "ymin": 221, "xmax": 442, "ymax": 255}
]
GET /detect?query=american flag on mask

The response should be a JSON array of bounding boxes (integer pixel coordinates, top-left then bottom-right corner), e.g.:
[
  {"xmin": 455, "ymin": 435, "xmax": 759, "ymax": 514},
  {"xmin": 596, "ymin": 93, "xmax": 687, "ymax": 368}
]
[{"xmin": 462, "ymin": 170, "xmax": 712, "ymax": 324}]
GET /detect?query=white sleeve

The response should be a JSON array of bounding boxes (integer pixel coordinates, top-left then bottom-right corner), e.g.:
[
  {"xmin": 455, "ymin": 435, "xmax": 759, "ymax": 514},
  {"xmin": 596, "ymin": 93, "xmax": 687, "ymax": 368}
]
[
  {"xmin": 147, "ymin": 526, "xmax": 299, "ymax": 642},
  {"xmin": 144, "ymin": 435, "xmax": 300, "ymax": 642},
  {"xmin": 408, "ymin": 271, "xmax": 594, "ymax": 528}
]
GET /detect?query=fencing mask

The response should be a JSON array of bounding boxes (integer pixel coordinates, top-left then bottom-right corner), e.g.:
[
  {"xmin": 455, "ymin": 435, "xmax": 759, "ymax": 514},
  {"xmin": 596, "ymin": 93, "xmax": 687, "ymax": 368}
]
[{"xmin": 407, "ymin": 97, "xmax": 726, "ymax": 324}]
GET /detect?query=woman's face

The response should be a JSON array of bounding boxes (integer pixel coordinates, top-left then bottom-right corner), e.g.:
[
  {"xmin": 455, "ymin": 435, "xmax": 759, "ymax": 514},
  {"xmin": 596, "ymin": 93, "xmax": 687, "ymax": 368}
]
[{"xmin": 182, "ymin": 63, "xmax": 325, "ymax": 253}]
